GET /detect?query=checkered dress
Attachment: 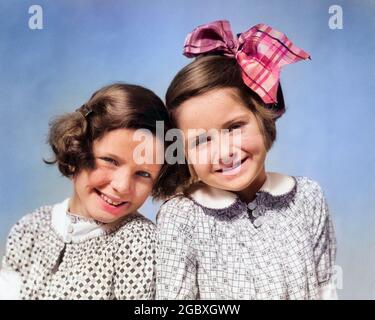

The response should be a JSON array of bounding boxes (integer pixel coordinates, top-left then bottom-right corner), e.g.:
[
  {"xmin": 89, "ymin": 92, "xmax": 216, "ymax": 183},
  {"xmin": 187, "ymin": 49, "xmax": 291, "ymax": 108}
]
[
  {"xmin": 1, "ymin": 201, "xmax": 156, "ymax": 300},
  {"xmin": 156, "ymin": 175, "xmax": 337, "ymax": 300}
]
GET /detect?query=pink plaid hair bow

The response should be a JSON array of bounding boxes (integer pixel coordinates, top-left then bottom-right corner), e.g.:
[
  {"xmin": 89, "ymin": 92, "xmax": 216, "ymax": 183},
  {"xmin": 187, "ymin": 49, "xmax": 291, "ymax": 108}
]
[{"xmin": 183, "ymin": 20, "xmax": 310, "ymax": 104}]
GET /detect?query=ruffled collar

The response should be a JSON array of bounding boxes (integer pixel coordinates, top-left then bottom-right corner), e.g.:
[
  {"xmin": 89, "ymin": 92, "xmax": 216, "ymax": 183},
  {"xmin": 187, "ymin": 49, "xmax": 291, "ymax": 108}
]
[
  {"xmin": 187, "ymin": 172, "xmax": 297, "ymax": 220},
  {"xmin": 50, "ymin": 198, "xmax": 137, "ymax": 243}
]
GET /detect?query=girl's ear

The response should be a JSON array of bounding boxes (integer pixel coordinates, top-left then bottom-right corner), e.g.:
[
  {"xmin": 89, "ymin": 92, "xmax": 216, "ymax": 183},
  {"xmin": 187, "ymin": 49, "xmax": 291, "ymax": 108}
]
[{"xmin": 69, "ymin": 167, "xmax": 78, "ymax": 181}]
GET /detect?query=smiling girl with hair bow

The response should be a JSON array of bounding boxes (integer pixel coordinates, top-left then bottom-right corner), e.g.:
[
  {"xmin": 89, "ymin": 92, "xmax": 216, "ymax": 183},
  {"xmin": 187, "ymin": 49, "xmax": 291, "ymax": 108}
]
[{"xmin": 155, "ymin": 21, "xmax": 337, "ymax": 300}]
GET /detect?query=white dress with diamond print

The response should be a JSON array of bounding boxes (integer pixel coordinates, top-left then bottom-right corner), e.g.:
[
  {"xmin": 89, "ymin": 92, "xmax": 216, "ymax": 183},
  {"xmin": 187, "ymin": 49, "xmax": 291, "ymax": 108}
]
[
  {"xmin": 156, "ymin": 172, "xmax": 337, "ymax": 300},
  {"xmin": 0, "ymin": 199, "xmax": 156, "ymax": 300}
]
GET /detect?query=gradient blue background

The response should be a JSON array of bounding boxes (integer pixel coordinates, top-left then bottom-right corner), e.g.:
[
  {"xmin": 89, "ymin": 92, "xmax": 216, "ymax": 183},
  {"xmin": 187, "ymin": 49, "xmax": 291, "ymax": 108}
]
[{"xmin": 0, "ymin": 0, "xmax": 374, "ymax": 299}]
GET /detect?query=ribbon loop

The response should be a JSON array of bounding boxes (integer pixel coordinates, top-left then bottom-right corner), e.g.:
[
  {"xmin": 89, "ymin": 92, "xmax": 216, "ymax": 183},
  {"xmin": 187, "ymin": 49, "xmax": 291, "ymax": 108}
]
[
  {"xmin": 183, "ymin": 20, "xmax": 310, "ymax": 104},
  {"xmin": 184, "ymin": 20, "xmax": 238, "ymax": 58}
]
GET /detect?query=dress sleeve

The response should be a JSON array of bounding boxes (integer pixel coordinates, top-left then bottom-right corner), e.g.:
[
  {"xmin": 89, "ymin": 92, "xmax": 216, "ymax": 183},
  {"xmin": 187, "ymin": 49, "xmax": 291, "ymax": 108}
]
[
  {"xmin": 0, "ymin": 214, "xmax": 34, "ymax": 300},
  {"xmin": 0, "ymin": 262, "xmax": 22, "ymax": 300},
  {"xmin": 113, "ymin": 218, "xmax": 157, "ymax": 300},
  {"xmin": 308, "ymin": 182, "xmax": 338, "ymax": 300},
  {"xmin": 156, "ymin": 197, "xmax": 198, "ymax": 300}
]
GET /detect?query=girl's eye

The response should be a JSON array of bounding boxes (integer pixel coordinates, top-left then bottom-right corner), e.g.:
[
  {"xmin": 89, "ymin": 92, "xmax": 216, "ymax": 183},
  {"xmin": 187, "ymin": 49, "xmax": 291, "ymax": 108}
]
[
  {"xmin": 228, "ymin": 122, "xmax": 244, "ymax": 132},
  {"xmin": 99, "ymin": 157, "xmax": 118, "ymax": 166},
  {"xmin": 194, "ymin": 135, "xmax": 211, "ymax": 147},
  {"xmin": 136, "ymin": 171, "xmax": 151, "ymax": 178}
]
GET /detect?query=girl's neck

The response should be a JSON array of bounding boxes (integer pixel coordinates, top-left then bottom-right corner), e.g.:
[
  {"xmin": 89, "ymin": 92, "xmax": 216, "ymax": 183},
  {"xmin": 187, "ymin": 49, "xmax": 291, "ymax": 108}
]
[{"xmin": 236, "ymin": 168, "xmax": 267, "ymax": 203}]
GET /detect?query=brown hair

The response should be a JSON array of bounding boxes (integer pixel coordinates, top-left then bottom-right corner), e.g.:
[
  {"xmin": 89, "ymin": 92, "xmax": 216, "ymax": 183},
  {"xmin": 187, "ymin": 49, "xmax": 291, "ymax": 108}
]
[
  {"xmin": 45, "ymin": 83, "xmax": 173, "ymax": 198},
  {"xmin": 157, "ymin": 55, "xmax": 284, "ymax": 198}
]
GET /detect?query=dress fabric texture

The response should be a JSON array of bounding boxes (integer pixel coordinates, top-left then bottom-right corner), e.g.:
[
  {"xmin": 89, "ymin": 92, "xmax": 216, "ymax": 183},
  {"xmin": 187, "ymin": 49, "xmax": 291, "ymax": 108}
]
[
  {"xmin": 156, "ymin": 172, "xmax": 337, "ymax": 300},
  {"xmin": 0, "ymin": 199, "xmax": 156, "ymax": 300}
]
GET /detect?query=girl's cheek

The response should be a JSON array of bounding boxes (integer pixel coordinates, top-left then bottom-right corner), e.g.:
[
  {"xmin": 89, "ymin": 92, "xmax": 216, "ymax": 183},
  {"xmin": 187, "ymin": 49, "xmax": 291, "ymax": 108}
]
[
  {"xmin": 188, "ymin": 145, "xmax": 214, "ymax": 167},
  {"xmin": 135, "ymin": 182, "xmax": 153, "ymax": 198},
  {"xmin": 238, "ymin": 129, "xmax": 265, "ymax": 150},
  {"xmin": 88, "ymin": 167, "xmax": 112, "ymax": 186},
  {"xmin": 190, "ymin": 163, "xmax": 209, "ymax": 180}
]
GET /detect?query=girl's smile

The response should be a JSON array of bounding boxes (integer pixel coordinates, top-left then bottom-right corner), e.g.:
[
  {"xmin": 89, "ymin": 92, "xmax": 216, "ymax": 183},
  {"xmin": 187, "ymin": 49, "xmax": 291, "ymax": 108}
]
[
  {"xmin": 214, "ymin": 155, "xmax": 250, "ymax": 177},
  {"xmin": 94, "ymin": 188, "xmax": 131, "ymax": 216},
  {"xmin": 69, "ymin": 128, "xmax": 163, "ymax": 223},
  {"xmin": 175, "ymin": 87, "xmax": 267, "ymax": 200}
]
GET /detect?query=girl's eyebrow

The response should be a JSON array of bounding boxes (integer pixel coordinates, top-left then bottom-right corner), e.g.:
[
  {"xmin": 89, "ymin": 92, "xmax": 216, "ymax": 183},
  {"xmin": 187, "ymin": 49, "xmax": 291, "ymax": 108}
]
[
  {"xmin": 97, "ymin": 152, "xmax": 161, "ymax": 171},
  {"xmin": 188, "ymin": 132, "xmax": 208, "ymax": 148},
  {"xmin": 220, "ymin": 114, "xmax": 249, "ymax": 128},
  {"xmin": 187, "ymin": 114, "xmax": 249, "ymax": 147},
  {"xmin": 96, "ymin": 152, "xmax": 123, "ymax": 163}
]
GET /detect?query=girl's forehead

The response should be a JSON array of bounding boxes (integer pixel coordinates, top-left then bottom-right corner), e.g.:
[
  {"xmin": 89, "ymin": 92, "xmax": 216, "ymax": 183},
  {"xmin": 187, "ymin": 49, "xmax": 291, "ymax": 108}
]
[
  {"xmin": 96, "ymin": 128, "xmax": 156, "ymax": 143},
  {"xmin": 94, "ymin": 128, "xmax": 138, "ymax": 146},
  {"xmin": 176, "ymin": 89, "xmax": 252, "ymax": 130},
  {"xmin": 92, "ymin": 130, "xmax": 163, "ymax": 170},
  {"xmin": 93, "ymin": 128, "xmax": 161, "ymax": 155}
]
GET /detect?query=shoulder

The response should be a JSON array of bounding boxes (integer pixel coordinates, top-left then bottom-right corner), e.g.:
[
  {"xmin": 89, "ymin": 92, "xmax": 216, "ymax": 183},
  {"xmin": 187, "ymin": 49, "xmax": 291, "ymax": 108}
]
[
  {"xmin": 293, "ymin": 176, "xmax": 331, "ymax": 228},
  {"xmin": 112, "ymin": 214, "xmax": 156, "ymax": 260},
  {"xmin": 294, "ymin": 176, "xmax": 326, "ymax": 204},
  {"xmin": 295, "ymin": 176, "xmax": 324, "ymax": 193},
  {"xmin": 159, "ymin": 182, "xmax": 239, "ymax": 213},
  {"xmin": 157, "ymin": 194, "xmax": 202, "ymax": 224},
  {"xmin": 114, "ymin": 212, "xmax": 156, "ymax": 242},
  {"xmin": 4, "ymin": 205, "xmax": 53, "ymax": 270},
  {"xmin": 8, "ymin": 205, "xmax": 53, "ymax": 240},
  {"xmin": 156, "ymin": 195, "xmax": 205, "ymax": 237}
]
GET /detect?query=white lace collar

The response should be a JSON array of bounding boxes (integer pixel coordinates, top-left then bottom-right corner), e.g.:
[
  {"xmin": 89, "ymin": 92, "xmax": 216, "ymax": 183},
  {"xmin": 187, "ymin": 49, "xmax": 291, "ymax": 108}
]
[
  {"xmin": 188, "ymin": 172, "xmax": 296, "ymax": 209},
  {"xmin": 50, "ymin": 198, "xmax": 133, "ymax": 243}
]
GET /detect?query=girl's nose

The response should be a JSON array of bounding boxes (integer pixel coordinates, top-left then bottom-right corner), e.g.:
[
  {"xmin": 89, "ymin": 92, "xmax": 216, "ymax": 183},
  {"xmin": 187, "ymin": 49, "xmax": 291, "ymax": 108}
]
[
  {"xmin": 110, "ymin": 171, "xmax": 132, "ymax": 195},
  {"xmin": 217, "ymin": 137, "xmax": 237, "ymax": 167},
  {"xmin": 219, "ymin": 152, "xmax": 235, "ymax": 167}
]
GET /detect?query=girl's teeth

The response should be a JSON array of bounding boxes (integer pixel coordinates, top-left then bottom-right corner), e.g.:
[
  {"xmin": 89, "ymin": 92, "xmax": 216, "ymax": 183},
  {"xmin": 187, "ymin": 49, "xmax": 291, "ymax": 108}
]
[
  {"xmin": 222, "ymin": 161, "xmax": 241, "ymax": 172},
  {"xmin": 100, "ymin": 193, "xmax": 123, "ymax": 206}
]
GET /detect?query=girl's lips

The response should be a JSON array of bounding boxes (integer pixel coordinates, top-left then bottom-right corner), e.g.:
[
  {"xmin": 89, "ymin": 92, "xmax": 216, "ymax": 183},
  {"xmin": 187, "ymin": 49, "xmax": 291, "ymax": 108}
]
[
  {"xmin": 215, "ymin": 156, "xmax": 249, "ymax": 176},
  {"xmin": 96, "ymin": 189, "xmax": 127, "ymax": 205},
  {"xmin": 94, "ymin": 189, "xmax": 131, "ymax": 216}
]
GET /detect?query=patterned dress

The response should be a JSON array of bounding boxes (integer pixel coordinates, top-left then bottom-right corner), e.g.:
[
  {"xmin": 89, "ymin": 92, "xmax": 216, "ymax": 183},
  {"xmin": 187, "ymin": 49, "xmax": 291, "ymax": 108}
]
[
  {"xmin": 156, "ymin": 172, "xmax": 337, "ymax": 300},
  {"xmin": 0, "ymin": 199, "xmax": 156, "ymax": 300}
]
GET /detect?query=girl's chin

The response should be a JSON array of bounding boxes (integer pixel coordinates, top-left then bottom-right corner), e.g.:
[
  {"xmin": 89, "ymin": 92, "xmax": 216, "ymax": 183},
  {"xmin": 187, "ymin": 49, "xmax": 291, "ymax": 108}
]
[
  {"xmin": 204, "ymin": 176, "xmax": 248, "ymax": 192},
  {"xmin": 90, "ymin": 208, "xmax": 131, "ymax": 223},
  {"xmin": 219, "ymin": 181, "xmax": 250, "ymax": 192},
  {"xmin": 93, "ymin": 214, "xmax": 122, "ymax": 224},
  {"xmin": 211, "ymin": 173, "xmax": 259, "ymax": 192}
]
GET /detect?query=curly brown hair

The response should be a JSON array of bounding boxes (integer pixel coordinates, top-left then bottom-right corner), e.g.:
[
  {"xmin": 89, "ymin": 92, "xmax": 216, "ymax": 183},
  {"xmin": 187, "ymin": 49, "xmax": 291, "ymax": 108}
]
[
  {"xmin": 45, "ymin": 83, "xmax": 176, "ymax": 198},
  {"xmin": 156, "ymin": 55, "xmax": 285, "ymax": 199}
]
